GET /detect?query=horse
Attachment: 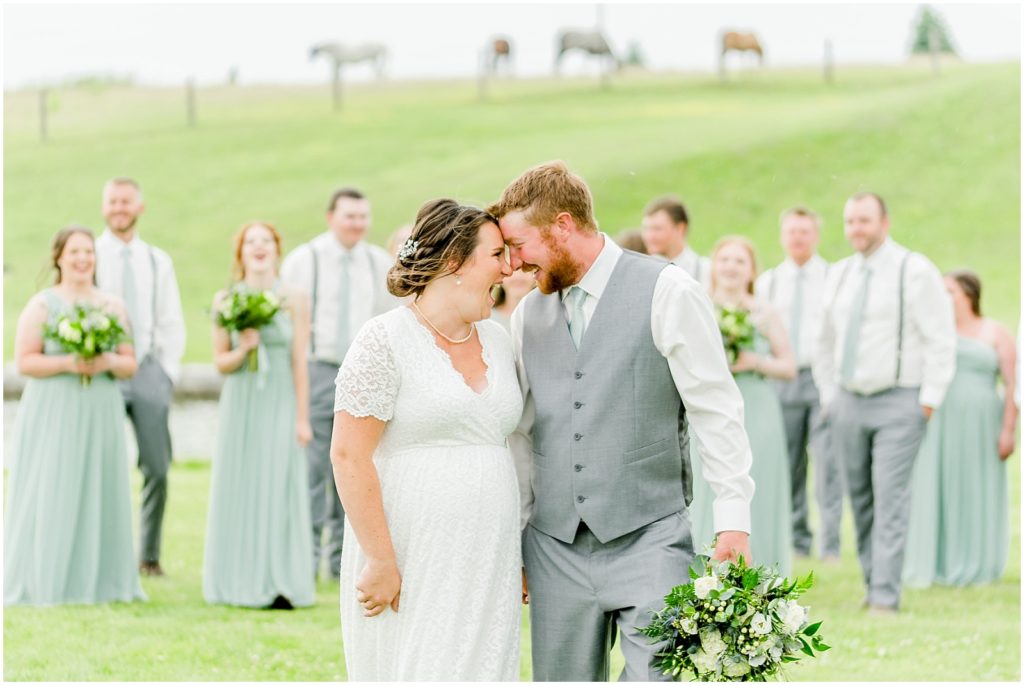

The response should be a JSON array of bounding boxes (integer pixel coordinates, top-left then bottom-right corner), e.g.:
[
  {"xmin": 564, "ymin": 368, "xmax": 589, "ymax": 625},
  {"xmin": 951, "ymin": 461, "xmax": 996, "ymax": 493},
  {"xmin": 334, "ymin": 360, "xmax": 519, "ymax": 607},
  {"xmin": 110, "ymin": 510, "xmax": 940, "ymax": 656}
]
[
  {"xmin": 486, "ymin": 36, "xmax": 513, "ymax": 75},
  {"xmin": 309, "ymin": 42, "xmax": 387, "ymax": 79},
  {"xmin": 554, "ymin": 29, "xmax": 619, "ymax": 77},
  {"xmin": 719, "ymin": 31, "xmax": 764, "ymax": 78}
]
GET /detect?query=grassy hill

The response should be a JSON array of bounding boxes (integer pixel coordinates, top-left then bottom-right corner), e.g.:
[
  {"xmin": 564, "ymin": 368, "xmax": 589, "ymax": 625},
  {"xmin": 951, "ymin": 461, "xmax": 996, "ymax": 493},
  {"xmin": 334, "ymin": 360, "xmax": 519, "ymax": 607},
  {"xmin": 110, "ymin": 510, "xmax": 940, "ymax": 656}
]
[{"xmin": 3, "ymin": 63, "xmax": 1019, "ymax": 361}]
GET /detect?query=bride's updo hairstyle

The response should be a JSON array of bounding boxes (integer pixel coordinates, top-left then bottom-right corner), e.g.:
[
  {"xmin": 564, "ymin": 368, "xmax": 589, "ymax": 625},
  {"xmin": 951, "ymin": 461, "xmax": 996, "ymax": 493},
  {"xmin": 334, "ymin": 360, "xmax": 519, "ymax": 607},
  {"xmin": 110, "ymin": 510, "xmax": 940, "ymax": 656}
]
[{"xmin": 387, "ymin": 198, "xmax": 498, "ymax": 299}]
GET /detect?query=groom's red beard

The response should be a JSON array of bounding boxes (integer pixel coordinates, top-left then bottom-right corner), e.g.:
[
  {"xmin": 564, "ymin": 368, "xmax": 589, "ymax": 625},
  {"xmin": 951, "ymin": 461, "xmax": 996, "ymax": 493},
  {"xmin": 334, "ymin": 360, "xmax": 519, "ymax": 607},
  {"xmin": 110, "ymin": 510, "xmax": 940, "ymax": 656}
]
[{"xmin": 529, "ymin": 232, "xmax": 584, "ymax": 294}]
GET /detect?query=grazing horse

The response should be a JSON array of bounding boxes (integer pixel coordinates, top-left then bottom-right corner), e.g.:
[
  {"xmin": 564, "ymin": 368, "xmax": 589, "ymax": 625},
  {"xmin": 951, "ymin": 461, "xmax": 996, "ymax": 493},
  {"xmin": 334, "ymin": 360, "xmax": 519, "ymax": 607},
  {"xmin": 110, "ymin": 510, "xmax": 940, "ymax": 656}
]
[
  {"xmin": 309, "ymin": 42, "xmax": 387, "ymax": 79},
  {"xmin": 719, "ymin": 31, "xmax": 764, "ymax": 78},
  {"xmin": 554, "ymin": 29, "xmax": 619, "ymax": 77},
  {"xmin": 489, "ymin": 37, "xmax": 513, "ymax": 74}
]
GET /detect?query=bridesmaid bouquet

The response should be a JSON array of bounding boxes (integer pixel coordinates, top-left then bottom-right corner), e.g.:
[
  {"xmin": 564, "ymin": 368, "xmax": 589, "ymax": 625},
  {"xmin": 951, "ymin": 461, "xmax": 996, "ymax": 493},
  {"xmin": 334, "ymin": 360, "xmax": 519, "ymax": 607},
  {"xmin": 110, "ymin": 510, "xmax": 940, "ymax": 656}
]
[
  {"xmin": 639, "ymin": 555, "xmax": 830, "ymax": 682},
  {"xmin": 43, "ymin": 303, "xmax": 130, "ymax": 387},
  {"xmin": 213, "ymin": 285, "xmax": 282, "ymax": 372},
  {"xmin": 717, "ymin": 307, "xmax": 755, "ymax": 365}
]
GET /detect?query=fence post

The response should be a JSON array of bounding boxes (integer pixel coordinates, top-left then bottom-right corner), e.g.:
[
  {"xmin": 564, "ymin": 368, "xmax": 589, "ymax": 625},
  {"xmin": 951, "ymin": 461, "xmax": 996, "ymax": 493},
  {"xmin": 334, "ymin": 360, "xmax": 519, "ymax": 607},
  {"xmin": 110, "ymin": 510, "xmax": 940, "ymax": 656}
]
[
  {"xmin": 186, "ymin": 78, "xmax": 197, "ymax": 127},
  {"xmin": 39, "ymin": 89, "xmax": 48, "ymax": 142}
]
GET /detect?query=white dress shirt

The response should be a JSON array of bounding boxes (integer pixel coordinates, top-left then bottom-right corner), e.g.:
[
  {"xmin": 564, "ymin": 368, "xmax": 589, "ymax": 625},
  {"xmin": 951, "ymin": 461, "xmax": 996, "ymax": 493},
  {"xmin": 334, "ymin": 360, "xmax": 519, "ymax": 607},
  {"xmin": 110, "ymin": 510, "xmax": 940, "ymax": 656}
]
[
  {"xmin": 95, "ymin": 230, "xmax": 186, "ymax": 384},
  {"xmin": 669, "ymin": 245, "xmax": 712, "ymax": 290},
  {"xmin": 813, "ymin": 238, "xmax": 956, "ymax": 409},
  {"xmin": 755, "ymin": 254, "xmax": 829, "ymax": 369},
  {"xmin": 280, "ymin": 232, "xmax": 397, "ymax": 363},
  {"xmin": 510, "ymin": 235, "xmax": 755, "ymax": 535}
]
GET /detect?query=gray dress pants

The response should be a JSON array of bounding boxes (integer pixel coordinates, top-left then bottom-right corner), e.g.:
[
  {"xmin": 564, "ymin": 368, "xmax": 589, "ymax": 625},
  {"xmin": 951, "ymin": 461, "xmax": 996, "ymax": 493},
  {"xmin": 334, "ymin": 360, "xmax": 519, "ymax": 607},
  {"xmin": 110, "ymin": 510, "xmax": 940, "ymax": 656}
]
[
  {"xmin": 308, "ymin": 360, "xmax": 346, "ymax": 579},
  {"xmin": 524, "ymin": 510, "xmax": 694, "ymax": 681},
  {"xmin": 830, "ymin": 387, "xmax": 927, "ymax": 609}
]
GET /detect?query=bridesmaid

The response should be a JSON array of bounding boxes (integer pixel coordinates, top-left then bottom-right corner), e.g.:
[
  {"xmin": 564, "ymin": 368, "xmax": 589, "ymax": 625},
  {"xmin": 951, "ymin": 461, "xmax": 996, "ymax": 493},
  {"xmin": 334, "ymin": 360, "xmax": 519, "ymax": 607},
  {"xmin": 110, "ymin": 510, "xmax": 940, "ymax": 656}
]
[
  {"xmin": 5, "ymin": 226, "xmax": 145, "ymax": 606},
  {"xmin": 690, "ymin": 236, "xmax": 797, "ymax": 577},
  {"xmin": 904, "ymin": 269, "xmax": 1017, "ymax": 587},
  {"xmin": 203, "ymin": 222, "xmax": 315, "ymax": 609}
]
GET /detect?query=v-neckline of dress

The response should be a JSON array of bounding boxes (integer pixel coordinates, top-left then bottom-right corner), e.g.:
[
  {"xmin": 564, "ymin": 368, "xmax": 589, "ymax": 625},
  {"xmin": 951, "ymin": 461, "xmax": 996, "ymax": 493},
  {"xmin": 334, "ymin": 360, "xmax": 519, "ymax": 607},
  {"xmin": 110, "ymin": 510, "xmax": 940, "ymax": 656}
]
[{"xmin": 402, "ymin": 306, "xmax": 493, "ymax": 397}]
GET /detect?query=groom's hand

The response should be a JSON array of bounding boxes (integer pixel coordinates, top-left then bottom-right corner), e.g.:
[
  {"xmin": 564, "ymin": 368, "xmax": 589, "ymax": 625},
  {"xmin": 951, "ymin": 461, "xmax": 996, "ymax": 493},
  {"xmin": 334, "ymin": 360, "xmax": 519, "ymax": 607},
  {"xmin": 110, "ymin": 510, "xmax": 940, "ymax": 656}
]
[
  {"xmin": 521, "ymin": 567, "xmax": 529, "ymax": 605},
  {"xmin": 711, "ymin": 531, "xmax": 751, "ymax": 565}
]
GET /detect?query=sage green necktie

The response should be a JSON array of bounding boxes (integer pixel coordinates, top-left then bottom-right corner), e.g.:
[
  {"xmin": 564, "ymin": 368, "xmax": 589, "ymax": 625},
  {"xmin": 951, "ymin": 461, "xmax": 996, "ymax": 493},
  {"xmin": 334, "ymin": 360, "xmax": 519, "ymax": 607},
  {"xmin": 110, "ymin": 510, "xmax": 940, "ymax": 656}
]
[
  {"xmin": 791, "ymin": 268, "xmax": 805, "ymax": 362},
  {"xmin": 335, "ymin": 251, "xmax": 352, "ymax": 363},
  {"xmin": 840, "ymin": 266, "xmax": 872, "ymax": 386},
  {"xmin": 567, "ymin": 285, "xmax": 587, "ymax": 350},
  {"xmin": 121, "ymin": 245, "xmax": 139, "ymax": 337}
]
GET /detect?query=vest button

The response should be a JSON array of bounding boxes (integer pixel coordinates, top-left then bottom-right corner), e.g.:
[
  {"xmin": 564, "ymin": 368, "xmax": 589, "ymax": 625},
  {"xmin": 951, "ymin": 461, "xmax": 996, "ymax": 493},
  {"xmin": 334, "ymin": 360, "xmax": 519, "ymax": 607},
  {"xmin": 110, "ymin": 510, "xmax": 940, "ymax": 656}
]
[
  {"xmin": 574, "ymin": 371, "xmax": 583, "ymax": 379},
  {"xmin": 574, "ymin": 433, "xmax": 582, "ymax": 441},
  {"xmin": 577, "ymin": 495, "xmax": 586, "ymax": 503},
  {"xmin": 574, "ymin": 401, "xmax": 583, "ymax": 409},
  {"xmin": 574, "ymin": 464, "xmax": 583, "ymax": 472}
]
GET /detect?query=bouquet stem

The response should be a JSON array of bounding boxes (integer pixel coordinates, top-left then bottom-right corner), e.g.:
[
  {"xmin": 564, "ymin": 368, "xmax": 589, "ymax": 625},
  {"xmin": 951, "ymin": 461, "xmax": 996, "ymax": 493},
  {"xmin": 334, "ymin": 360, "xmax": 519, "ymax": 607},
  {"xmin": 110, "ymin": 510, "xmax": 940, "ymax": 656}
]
[
  {"xmin": 80, "ymin": 374, "xmax": 91, "ymax": 388},
  {"xmin": 247, "ymin": 348, "xmax": 258, "ymax": 372}
]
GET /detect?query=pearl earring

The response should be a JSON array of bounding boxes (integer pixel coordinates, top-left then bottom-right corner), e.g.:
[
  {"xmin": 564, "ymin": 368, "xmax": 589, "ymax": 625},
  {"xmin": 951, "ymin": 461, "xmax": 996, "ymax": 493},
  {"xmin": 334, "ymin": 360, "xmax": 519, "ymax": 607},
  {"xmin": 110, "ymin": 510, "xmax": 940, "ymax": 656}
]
[{"xmin": 456, "ymin": 275, "xmax": 462, "ymax": 286}]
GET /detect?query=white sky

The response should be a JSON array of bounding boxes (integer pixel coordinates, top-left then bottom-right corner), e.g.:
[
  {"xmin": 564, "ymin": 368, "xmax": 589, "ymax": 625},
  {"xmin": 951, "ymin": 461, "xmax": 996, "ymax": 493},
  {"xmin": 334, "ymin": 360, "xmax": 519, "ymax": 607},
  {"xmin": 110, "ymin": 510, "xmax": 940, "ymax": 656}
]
[{"xmin": 2, "ymin": 2, "xmax": 1020, "ymax": 89}]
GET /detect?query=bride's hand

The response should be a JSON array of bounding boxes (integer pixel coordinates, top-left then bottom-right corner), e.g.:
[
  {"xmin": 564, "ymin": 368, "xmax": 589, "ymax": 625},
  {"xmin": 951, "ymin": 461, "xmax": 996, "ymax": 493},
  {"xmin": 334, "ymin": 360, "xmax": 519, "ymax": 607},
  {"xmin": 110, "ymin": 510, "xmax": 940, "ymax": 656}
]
[{"xmin": 356, "ymin": 557, "xmax": 402, "ymax": 617}]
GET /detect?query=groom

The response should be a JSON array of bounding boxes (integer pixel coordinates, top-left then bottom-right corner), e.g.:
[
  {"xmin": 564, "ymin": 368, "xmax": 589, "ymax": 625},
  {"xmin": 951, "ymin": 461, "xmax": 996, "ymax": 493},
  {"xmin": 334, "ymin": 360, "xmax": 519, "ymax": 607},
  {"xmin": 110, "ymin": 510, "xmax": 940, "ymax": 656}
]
[{"xmin": 491, "ymin": 161, "xmax": 755, "ymax": 681}]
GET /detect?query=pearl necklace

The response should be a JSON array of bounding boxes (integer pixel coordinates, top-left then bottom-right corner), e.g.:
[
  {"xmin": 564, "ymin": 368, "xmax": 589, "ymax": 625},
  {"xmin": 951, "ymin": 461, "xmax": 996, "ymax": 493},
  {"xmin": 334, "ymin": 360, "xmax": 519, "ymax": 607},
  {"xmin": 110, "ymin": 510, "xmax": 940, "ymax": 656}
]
[{"xmin": 411, "ymin": 302, "xmax": 475, "ymax": 344}]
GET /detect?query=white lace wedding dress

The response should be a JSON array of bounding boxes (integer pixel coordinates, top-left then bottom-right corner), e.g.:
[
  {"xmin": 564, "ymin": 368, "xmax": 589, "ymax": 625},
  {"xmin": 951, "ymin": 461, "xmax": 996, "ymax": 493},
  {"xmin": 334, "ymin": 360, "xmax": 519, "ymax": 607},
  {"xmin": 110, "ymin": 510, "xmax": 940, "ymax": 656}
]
[{"xmin": 333, "ymin": 306, "xmax": 524, "ymax": 681}]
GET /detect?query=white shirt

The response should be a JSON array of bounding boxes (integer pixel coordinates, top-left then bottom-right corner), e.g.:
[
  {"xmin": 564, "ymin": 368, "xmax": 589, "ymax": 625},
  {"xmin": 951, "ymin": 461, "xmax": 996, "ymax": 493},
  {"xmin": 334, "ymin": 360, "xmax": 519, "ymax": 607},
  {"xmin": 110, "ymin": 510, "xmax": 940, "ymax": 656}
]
[
  {"xmin": 510, "ymin": 235, "xmax": 755, "ymax": 535},
  {"xmin": 280, "ymin": 232, "xmax": 397, "ymax": 363},
  {"xmin": 756, "ymin": 254, "xmax": 829, "ymax": 369},
  {"xmin": 813, "ymin": 238, "xmax": 956, "ymax": 409},
  {"xmin": 669, "ymin": 245, "xmax": 712, "ymax": 290},
  {"xmin": 95, "ymin": 230, "xmax": 186, "ymax": 384}
]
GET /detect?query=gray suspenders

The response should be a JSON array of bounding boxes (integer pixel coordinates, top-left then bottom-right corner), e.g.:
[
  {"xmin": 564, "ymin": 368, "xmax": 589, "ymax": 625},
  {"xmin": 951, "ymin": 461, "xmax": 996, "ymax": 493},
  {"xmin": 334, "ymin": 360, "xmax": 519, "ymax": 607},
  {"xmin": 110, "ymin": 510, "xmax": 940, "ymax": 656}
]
[
  {"xmin": 307, "ymin": 240, "xmax": 380, "ymax": 363},
  {"xmin": 147, "ymin": 246, "xmax": 159, "ymax": 359},
  {"xmin": 834, "ymin": 251, "xmax": 913, "ymax": 388}
]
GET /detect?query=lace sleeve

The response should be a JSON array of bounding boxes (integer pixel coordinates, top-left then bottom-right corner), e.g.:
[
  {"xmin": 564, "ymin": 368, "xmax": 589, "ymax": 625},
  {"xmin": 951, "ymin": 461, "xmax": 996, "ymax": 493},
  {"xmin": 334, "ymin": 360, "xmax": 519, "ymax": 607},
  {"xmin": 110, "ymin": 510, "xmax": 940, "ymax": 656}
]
[{"xmin": 334, "ymin": 318, "xmax": 399, "ymax": 421}]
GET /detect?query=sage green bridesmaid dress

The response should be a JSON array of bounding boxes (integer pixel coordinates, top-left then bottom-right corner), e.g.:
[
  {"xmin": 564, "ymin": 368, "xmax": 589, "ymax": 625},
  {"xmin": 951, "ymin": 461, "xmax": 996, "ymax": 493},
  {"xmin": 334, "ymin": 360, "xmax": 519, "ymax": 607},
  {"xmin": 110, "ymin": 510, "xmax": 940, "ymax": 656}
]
[
  {"xmin": 4, "ymin": 288, "xmax": 146, "ymax": 606},
  {"xmin": 690, "ymin": 331, "xmax": 793, "ymax": 578},
  {"xmin": 203, "ymin": 300, "xmax": 315, "ymax": 607},
  {"xmin": 904, "ymin": 336, "xmax": 1009, "ymax": 587}
]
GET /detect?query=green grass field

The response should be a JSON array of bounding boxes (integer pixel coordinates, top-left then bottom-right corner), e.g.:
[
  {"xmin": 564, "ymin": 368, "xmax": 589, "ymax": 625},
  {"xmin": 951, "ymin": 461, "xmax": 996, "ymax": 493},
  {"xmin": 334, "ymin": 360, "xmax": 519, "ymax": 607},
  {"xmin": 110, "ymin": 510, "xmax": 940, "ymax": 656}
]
[
  {"xmin": 3, "ymin": 457, "xmax": 1019, "ymax": 681},
  {"xmin": 4, "ymin": 64, "xmax": 1021, "ymax": 680},
  {"xmin": 3, "ymin": 62, "xmax": 1020, "ymax": 362}
]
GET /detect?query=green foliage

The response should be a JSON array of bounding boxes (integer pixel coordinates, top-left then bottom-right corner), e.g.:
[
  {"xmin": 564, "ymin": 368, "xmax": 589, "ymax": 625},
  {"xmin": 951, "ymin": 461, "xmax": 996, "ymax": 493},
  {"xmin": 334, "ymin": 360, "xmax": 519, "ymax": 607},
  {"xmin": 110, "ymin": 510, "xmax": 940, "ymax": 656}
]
[
  {"xmin": 717, "ymin": 306, "xmax": 756, "ymax": 365},
  {"xmin": 910, "ymin": 5, "xmax": 957, "ymax": 55},
  {"xmin": 3, "ymin": 65, "xmax": 1018, "ymax": 362},
  {"xmin": 212, "ymin": 284, "xmax": 281, "ymax": 332}
]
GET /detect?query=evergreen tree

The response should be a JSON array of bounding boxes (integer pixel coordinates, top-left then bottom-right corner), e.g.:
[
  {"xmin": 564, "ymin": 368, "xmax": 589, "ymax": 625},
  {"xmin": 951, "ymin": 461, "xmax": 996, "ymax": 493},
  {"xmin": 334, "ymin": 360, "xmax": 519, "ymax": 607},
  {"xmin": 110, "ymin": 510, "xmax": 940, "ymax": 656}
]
[{"xmin": 910, "ymin": 5, "xmax": 957, "ymax": 55}]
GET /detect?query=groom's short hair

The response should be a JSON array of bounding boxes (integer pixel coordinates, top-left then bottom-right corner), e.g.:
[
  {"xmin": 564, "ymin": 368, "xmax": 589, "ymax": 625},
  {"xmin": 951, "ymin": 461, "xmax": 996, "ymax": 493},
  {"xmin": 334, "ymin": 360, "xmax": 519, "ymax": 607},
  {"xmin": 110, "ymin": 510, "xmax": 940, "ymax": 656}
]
[{"xmin": 488, "ymin": 161, "xmax": 597, "ymax": 233}]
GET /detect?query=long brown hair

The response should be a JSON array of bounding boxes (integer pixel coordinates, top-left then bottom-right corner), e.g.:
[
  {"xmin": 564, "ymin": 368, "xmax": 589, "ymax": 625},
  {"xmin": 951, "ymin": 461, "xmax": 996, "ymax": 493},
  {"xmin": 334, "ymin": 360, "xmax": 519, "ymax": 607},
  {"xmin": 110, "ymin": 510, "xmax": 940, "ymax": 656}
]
[
  {"xmin": 51, "ymin": 225, "xmax": 97, "ymax": 285},
  {"xmin": 945, "ymin": 268, "xmax": 982, "ymax": 316},
  {"xmin": 710, "ymin": 235, "xmax": 759, "ymax": 295},
  {"xmin": 232, "ymin": 221, "xmax": 283, "ymax": 280}
]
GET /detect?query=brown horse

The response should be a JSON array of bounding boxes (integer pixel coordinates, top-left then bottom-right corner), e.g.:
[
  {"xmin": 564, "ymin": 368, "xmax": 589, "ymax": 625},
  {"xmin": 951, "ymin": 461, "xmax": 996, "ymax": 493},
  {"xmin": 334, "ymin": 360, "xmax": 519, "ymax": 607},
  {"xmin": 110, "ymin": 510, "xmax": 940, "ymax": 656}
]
[
  {"xmin": 488, "ymin": 37, "xmax": 512, "ymax": 74},
  {"xmin": 719, "ymin": 31, "xmax": 764, "ymax": 78}
]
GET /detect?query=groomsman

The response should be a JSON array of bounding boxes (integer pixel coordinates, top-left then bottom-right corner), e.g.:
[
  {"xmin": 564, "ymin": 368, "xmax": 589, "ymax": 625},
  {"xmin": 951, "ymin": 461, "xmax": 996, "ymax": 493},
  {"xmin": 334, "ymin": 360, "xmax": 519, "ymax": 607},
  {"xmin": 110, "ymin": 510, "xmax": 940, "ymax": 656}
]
[
  {"xmin": 95, "ymin": 177, "xmax": 186, "ymax": 577},
  {"xmin": 756, "ymin": 206, "xmax": 842, "ymax": 562},
  {"xmin": 814, "ymin": 192, "xmax": 956, "ymax": 613},
  {"xmin": 640, "ymin": 195, "xmax": 712, "ymax": 289},
  {"xmin": 281, "ymin": 187, "xmax": 397, "ymax": 581}
]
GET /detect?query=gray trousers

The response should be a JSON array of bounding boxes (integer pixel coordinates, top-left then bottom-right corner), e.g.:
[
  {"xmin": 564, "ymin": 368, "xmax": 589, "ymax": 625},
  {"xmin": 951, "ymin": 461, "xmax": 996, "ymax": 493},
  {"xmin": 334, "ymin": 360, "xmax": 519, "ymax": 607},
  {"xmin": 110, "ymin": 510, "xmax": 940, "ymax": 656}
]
[
  {"xmin": 120, "ymin": 355, "xmax": 173, "ymax": 563},
  {"xmin": 524, "ymin": 511, "xmax": 694, "ymax": 681},
  {"xmin": 308, "ymin": 360, "xmax": 346, "ymax": 579},
  {"xmin": 776, "ymin": 369, "xmax": 843, "ymax": 557},
  {"xmin": 830, "ymin": 387, "xmax": 927, "ymax": 609}
]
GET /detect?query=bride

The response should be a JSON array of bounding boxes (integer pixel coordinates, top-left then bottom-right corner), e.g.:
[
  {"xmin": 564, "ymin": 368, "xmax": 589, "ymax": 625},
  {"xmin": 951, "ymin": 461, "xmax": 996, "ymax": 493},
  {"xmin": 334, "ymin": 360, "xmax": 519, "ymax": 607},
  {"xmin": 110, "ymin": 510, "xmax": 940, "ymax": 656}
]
[{"xmin": 330, "ymin": 198, "xmax": 523, "ymax": 681}]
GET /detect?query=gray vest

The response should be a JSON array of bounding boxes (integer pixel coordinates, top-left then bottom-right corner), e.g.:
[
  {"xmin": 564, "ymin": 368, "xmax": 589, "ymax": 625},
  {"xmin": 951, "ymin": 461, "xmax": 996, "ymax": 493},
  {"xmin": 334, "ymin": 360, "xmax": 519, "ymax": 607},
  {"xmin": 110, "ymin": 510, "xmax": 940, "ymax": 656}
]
[{"xmin": 521, "ymin": 250, "xmax": 692, "ymax": 545}]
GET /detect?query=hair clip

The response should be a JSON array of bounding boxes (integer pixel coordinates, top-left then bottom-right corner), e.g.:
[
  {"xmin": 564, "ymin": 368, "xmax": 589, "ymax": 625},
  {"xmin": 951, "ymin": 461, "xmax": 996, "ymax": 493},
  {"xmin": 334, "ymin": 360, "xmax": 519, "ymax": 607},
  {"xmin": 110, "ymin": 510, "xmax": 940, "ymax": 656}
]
[{"xmin": 397, "ymin": 239, "xmax": 419, "ymax": 262}]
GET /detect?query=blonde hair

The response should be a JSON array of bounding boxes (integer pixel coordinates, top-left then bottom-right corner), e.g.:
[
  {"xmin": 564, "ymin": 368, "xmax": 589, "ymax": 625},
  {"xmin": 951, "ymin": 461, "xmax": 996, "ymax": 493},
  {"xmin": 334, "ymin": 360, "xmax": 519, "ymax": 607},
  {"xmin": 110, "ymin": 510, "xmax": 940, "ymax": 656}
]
[
  {"xmin": 487, "ymin": 160, "xmax": 597, "ymax": 233},
  {"xmin": 710, "ymin": 235, "xmax": 759, "ymax": 295},
  {"xmin": 778, "ymin": 205, "xmax": 822, "ymax": 231}
]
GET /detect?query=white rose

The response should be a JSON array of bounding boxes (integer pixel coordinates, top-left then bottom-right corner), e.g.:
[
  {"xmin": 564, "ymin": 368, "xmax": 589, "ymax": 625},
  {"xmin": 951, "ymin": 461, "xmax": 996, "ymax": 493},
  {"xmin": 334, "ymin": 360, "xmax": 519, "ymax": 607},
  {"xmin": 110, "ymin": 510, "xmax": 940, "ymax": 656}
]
[
  {"xmin": 699, "ymin": 626, "xmax": 727, "ymax": 657},
  {"xmin": 748, "ymin": 652, "xmax": 768, "ymax": 667},
  {"xmin": 780, "ymin": 601, "xmax": 807, "ymax": 634},
  {"xmin": 693, "ymin": 574, "xmax": 720, "ymax": 600},
  {"xmin": 689, "ymin": 647, "xmax": 717, "ymax": 675},
  {"xmin": 264, "ymin": 292, "xmax": 280, "ymax": 307},
  {"xmin": 679, "ymin": 617, "xmax": 698, "ymax": 635},
  {"xmin": 750, "ymin": 612, "xmax": 772, "ymax": 635}
]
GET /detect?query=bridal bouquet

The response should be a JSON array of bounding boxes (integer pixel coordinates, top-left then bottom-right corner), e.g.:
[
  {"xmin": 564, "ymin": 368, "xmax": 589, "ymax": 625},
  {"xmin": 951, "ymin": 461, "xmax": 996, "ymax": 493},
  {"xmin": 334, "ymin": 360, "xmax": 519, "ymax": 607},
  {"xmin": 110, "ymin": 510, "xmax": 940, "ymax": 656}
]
[
  {"xmin": 639, "ymin": 554, "xmax": 830, "ymax": 682},
  {"xmin": 213, "ymin": 284, "xmax": 282, "ymax": 371},
  {"xmin": 716, "ymin": 307, "xmax": 755, "ymax": 365},
  {"xmin": 43, "ymin": 303, "xmax": 130, "ymax": 386}
]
